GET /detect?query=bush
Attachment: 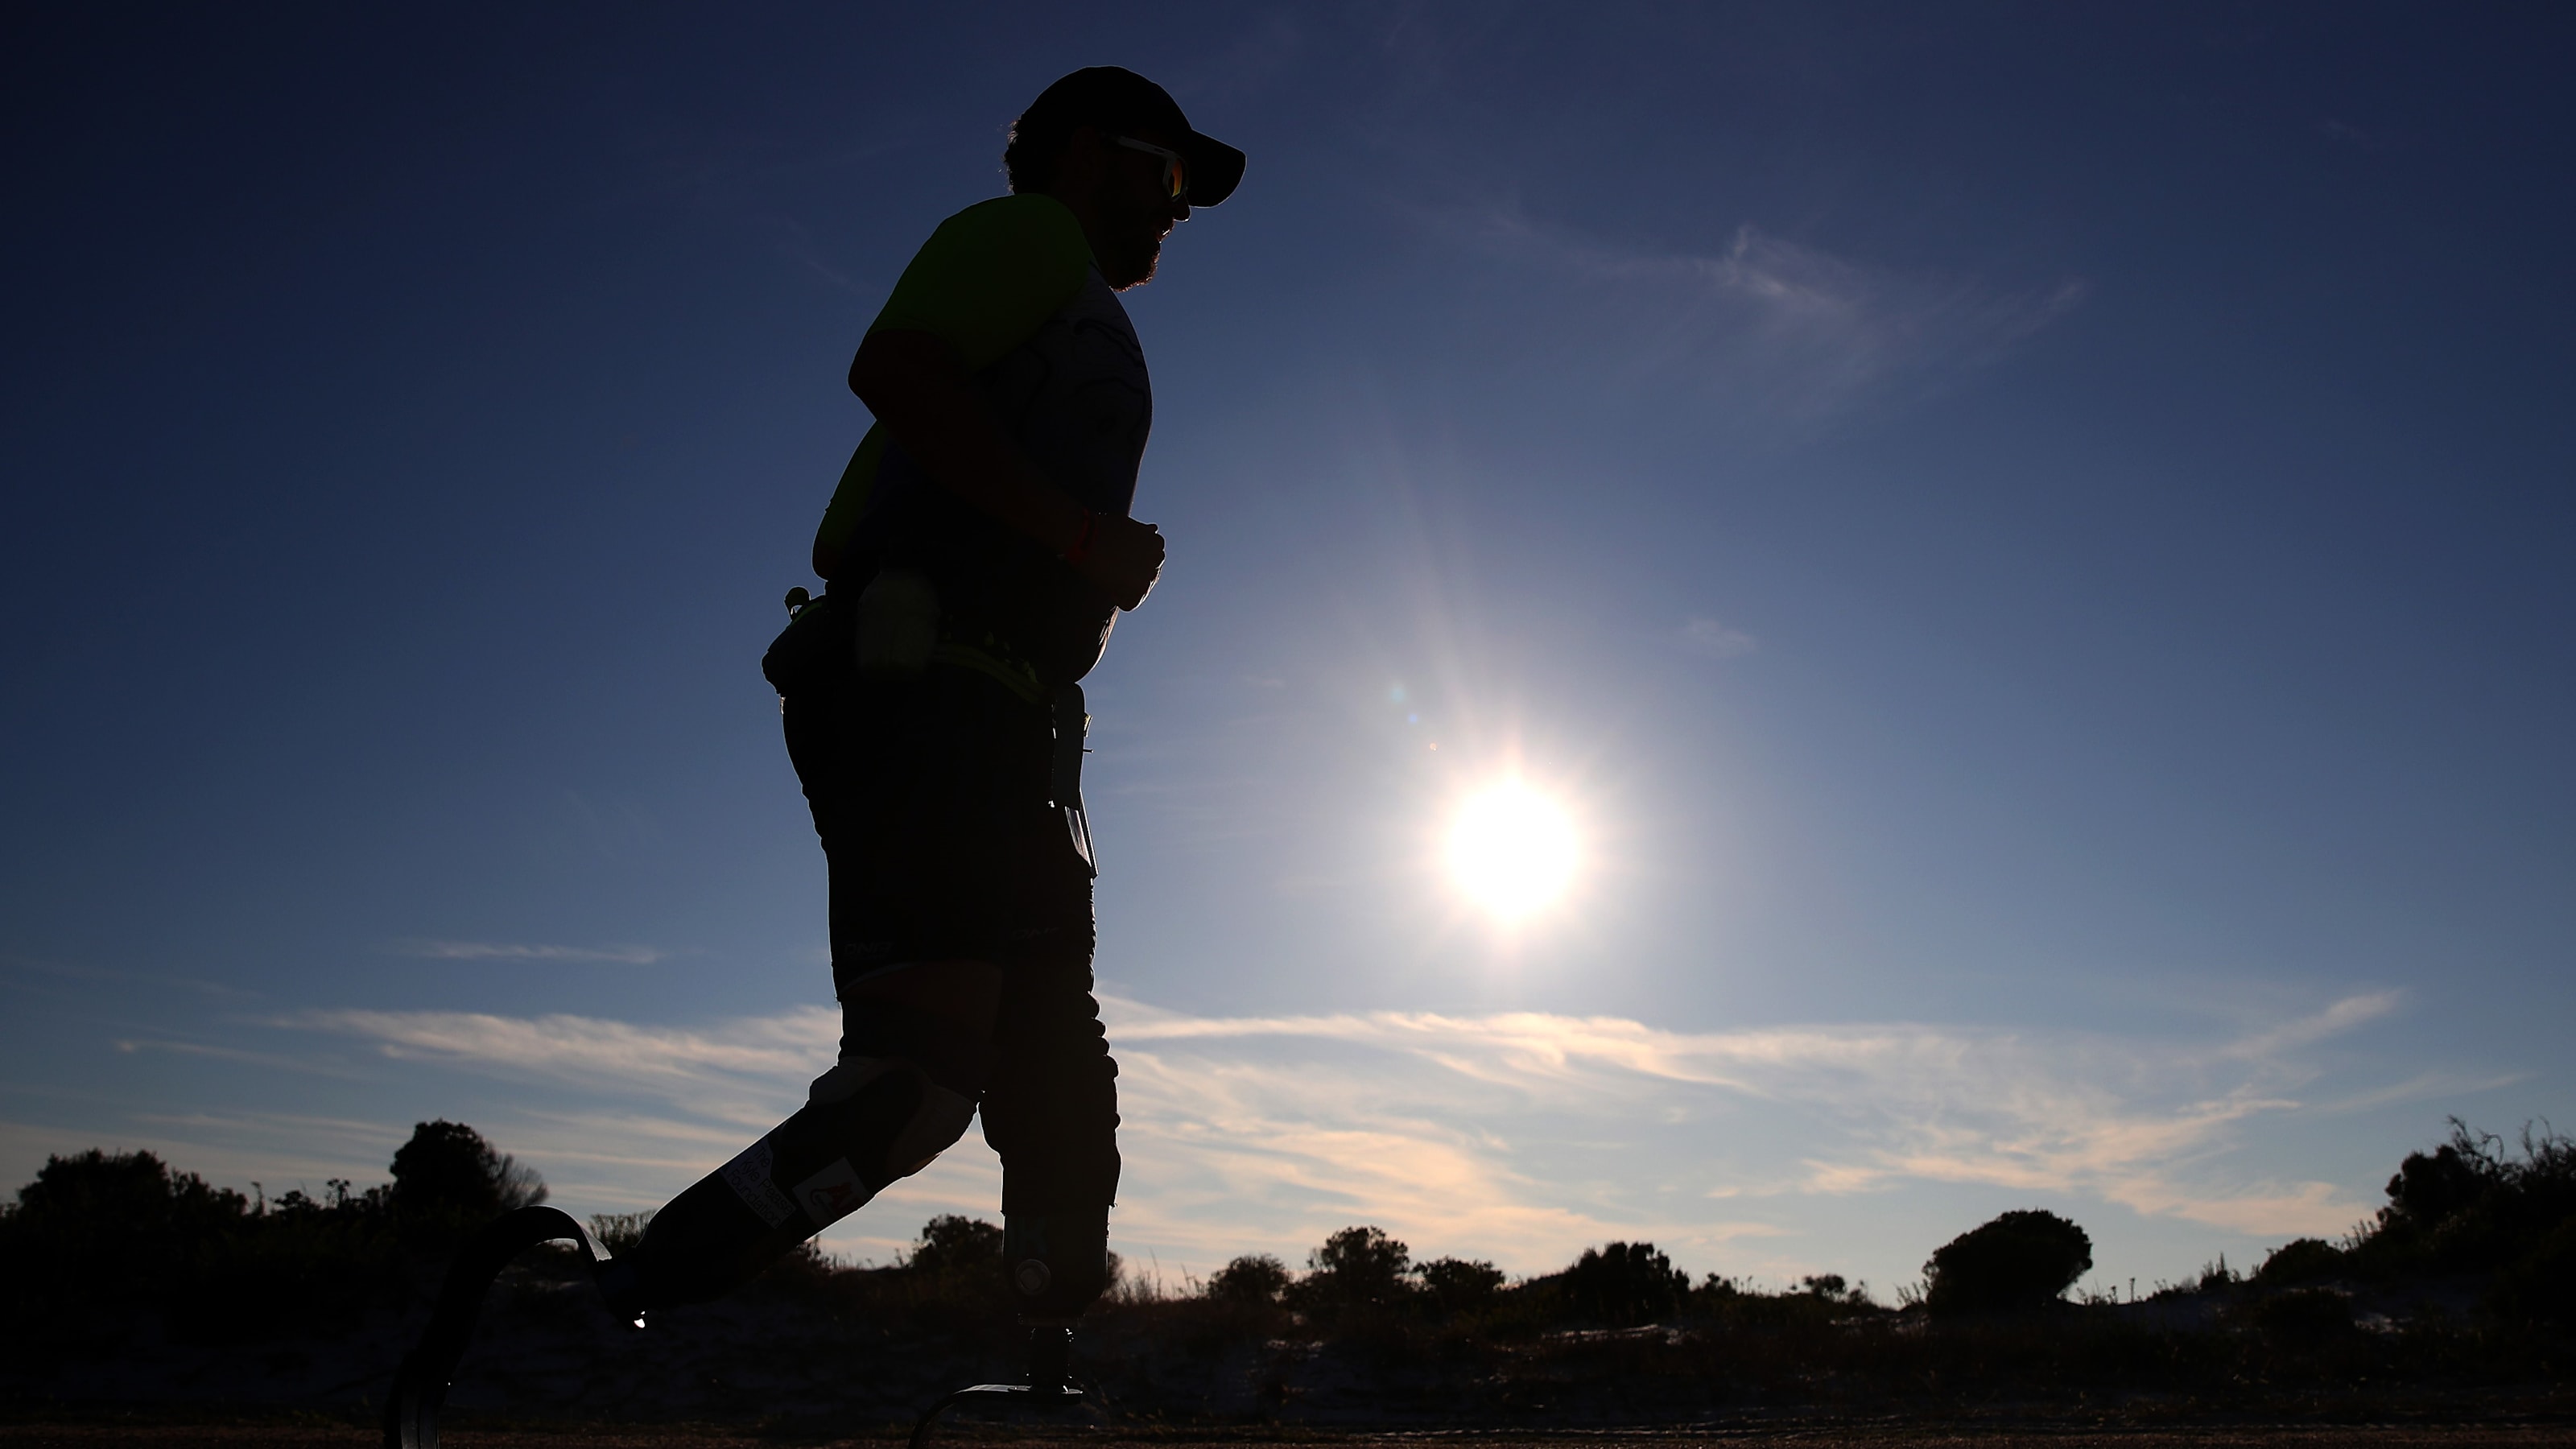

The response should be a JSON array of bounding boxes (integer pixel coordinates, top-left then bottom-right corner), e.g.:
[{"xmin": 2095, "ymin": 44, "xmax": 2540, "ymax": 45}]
[
  {"xmin": 1693, "ymin": 1272, "xmax": 1741, "ymax": 1304},
  {"xmin": 2386, "ymin": 1136, "xmax": 2492, "ymax": 1226},
  {"xmin": 1418, "ymin": 1256, "xmax": 1505, "ymax": 1315},
  {"xmin": 2, "ymin": 1150, "xmax": 250, "ymax": 1310},
  {"xmin": 389, "ymin": 1120, "xmax": 546, "ymax": 1230},
  {"xmin": 1296, "ymin": 1225, "xmax": 1413, "ymax": 1312},
  {"xmin": 906, "ymin": 1213, "xmax": 1003, "ymax": 1278},
  {"xmin": 1560, "ymin": 1241, "xmax": 1689, "ymax": 1327},
  {"xmin": 1922, "ymin": 1210, "xmax": 2093, "ymax": 1316},
  {"xmin": 2347, "ymin": 1120, "xmax": 2576, "ymax": 1288},
  {"xmin": 1206, "ymin": 1253, "xmax": 1290, "ymax": 1303},
  {"xmin": 0, "ymin": 1147, "xmax": 407, "ymax": 1342},
  {"xmin": 2489, "ymin": 1214, "xmax": 2576, "ymax": 1327},
  {"xmin": 2247, "ymin": 1286, "xmax": 2356, "ymax": 1343},
  {"xmin": 2254, "ymin": 1236, "xmax": 2346, "ymax": 1286},
  {"xmin": 10, "ymin": 1149, "xmax": 248, "ymax": 1243}
]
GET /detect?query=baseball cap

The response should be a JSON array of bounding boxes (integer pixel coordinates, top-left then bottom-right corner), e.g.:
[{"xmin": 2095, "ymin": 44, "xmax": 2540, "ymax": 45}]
[{"xmin": 1016, "ymin": 66, "xmax": 1247, "ymax": 207}]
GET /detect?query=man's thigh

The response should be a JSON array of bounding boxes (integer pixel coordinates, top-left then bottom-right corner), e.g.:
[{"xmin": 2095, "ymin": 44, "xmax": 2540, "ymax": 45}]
[{"xmin": 788, "ymin": 667, "xmax": 1089, "ymax": 983}]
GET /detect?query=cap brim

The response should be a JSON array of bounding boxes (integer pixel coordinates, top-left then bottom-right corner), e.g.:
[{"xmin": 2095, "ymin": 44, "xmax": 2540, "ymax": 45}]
[{"xmin": 1180, "ymin": 133, "xmax": 1245, "ymax": 206}]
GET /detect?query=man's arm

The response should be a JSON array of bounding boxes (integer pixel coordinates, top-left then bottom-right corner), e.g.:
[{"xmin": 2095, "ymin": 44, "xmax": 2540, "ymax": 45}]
[{"xmin": 848, "ymin": 328, "xmax": 1164, "ymax": 611}]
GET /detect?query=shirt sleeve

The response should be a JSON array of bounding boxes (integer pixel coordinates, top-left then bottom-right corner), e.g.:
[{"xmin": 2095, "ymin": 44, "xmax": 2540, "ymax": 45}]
[
  {"xmin": 811, "ymin": 196, "xmax": 1094, "ymax": 577},
  {"xmin": 865, "ymin": 193, "xmax": 1095, "ymax": 368}
]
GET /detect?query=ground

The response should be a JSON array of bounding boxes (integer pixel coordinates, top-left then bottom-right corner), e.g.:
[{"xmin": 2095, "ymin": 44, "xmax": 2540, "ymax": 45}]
[{"xmin": 5, "ymin": 1424, "xmax": 2576, "ymax": 1448}]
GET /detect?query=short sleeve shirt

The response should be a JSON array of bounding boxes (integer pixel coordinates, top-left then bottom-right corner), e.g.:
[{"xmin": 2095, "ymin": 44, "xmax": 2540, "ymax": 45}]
[{"xmin": 815, "ymin": 194, "xmax": 1153, "ymax": 687}]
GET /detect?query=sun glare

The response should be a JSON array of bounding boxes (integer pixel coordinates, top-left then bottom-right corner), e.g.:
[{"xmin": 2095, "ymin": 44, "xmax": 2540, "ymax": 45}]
[{"xmin": 1445, "ymin": 780, "xmax": 1580, "ymax": 923}]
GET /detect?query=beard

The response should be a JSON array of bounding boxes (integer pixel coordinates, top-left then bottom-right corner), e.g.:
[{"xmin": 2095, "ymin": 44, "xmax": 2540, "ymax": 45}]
[{"xmin": 1100, "ymin": 230, "xmax": 1162, "ymax": 291}]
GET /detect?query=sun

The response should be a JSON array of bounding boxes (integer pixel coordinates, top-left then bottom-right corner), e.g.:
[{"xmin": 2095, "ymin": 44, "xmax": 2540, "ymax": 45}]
[{"xmin": 1445, "ymin": 780, "xmax": 1581, "ymax": 923}]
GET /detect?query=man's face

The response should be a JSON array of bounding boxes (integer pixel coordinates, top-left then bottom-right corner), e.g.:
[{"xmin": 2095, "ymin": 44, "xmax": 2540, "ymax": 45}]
[{"xmin": 1090, "ymin": 126, "xmax": 1190, "ymax": 291}]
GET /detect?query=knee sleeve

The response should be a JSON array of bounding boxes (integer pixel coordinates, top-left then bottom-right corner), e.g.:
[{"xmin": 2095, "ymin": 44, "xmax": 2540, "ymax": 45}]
[
  {"xmin": 757, "ymin": 1054, "xmax": 978, "ymax": 1224},
  {"xmin": 1005, "ymin": 1207, "xmax": 1113, "ymax": 1319},
  {"xmin": 610, "ymin": 1001, "xmax": 992, "ymax": 1311},
  {"xmin": 712, "ymin": 1046, "xmax": 979, "ymax": 1243}
]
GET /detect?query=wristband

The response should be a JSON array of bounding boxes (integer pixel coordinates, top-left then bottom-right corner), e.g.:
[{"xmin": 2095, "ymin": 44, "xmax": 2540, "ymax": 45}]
[{"xmin": 1061, "ymin": 508, "xmax": 1098, "ymax": 565}]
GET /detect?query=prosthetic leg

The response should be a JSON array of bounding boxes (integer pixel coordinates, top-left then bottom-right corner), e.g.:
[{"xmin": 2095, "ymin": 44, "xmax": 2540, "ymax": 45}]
[
  {"xmin": 902, "ymin": 1201, "xmax": 1116, "ymax": 1443},
  {"xmin": 597, "ymin": 997, "xmax": 990, "ymax": 1314},
  {"xmin": 908, "ymin": 948, "xmax": 1121, "ymax": 1442},
  {"xmin": 379, "ymin": 959, "xmax": 1118, "ymax": 1445},
  {"xmin": 382, "ymin": 1206, "xmax": 617, "ymax": 1449},
  {"xmin": 381, "ymin": 993, "xmax": 988, "ymax": 1446}
]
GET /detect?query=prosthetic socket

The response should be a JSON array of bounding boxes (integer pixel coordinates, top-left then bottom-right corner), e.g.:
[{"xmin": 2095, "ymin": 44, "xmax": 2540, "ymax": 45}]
[{"xmin": 597, "ymin": 987, "xmax": 1117, "ymax": 1320}]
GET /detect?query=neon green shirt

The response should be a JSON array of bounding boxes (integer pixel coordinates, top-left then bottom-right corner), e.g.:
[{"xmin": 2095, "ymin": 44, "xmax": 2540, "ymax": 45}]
[{"xmin": 811, "ymin": 194, "xmax": 1096, "ymax": 574}]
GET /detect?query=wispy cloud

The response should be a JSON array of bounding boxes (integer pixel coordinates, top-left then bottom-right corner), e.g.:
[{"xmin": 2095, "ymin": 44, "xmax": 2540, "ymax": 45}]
[
  {"xmin": 2222, "ymin": 991, "xmax": 2398, "ymax": 1059},
  {"xmin": 384, "ymin": 939, "xmax": 666, "ymax": 965},
  {"xmin": 1678, "ymin": 618, "xmax": 1758, "ymax": 659},
  {"xmin": 112, "ymin": 1037, "xmax": 359, "ymax": 1078},
  {"xmin": 1443, "ymin": 207, "xmax": 2084, "ymax": 420},
  {"xmin": 1102, "ymin": 997, "xmax": 2392, "ymax": 1244},
  {"xmin": 283, "ymin": 1005, "xmax": 832, "ymax": 1125},
  {"xmin": 275, "ymin": 989, "xmax": 2407, "ymax": 1280}
]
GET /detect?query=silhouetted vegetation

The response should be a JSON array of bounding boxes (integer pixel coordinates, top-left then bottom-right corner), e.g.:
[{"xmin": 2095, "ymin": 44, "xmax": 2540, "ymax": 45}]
[
  {"xmin": 2252, "ymin": 1235, "xmax": 2346, "ymax": 1286},
  {"xmin": 1417, "ymin": 1254, "xmax": 1506, "ymax": 1314},
  {"xmin": 3, "ymin": 1117, "xmax": 2571, "ymax": 1423},
  {"xmin": 1205, "ymin": 1252, "xmax": 1290, "ymax": 1303},
  {"xmin": 1530, "ymin": 1241, "xmax": 1691, "ymax": 1327},
  {"xmin": 2302, "ymin": 1117, "xmax": 2576, "ymax": 1327},
  {"xmin": 1921, "ymin": 1208, "xmax": 2093, "ymax": 1316},
  {"xmin": 0, "ymin": 1120, "xmax": 538, "ymax": 1346},
  {"xmin": 388, "ymin": 1117, "xmax": 546, "ymax": 1232}
]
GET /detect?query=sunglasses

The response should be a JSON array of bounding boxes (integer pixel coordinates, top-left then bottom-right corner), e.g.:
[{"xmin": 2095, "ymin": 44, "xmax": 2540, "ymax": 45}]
[{"xmin": 1113, "ymin": 134, "xmax": 1189, "ymax": 202}]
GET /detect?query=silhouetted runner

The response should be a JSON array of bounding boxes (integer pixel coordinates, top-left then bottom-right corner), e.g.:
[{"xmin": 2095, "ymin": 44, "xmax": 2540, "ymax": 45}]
[{"xmin": 596, "ymin": 68, "xmax": 1242, "ymax": 1331}]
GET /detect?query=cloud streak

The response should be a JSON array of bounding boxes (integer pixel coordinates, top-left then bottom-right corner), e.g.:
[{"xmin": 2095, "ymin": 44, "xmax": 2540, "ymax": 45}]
[
  {"xmin": 275, "ymin": 989, "xmax": 2397, "ymax": 1278},
  {"xmin": 1100, "ymin": 997, "xmax": 2388, "ymax": 1241},
  {"xmin": 1678, "ymin": 618, "xmax": 1758, "ymax": 659},
  {"xmin": 1444, "ymin": 207, "xmax": 2084, "ymax": 420},
  {"xmin": 385, "ymin": 939, "xmax": 667, "ymax": 965},
  {"xmin": 285, "ymin": 1005, "xmax": 835, "ymax": 1128}
]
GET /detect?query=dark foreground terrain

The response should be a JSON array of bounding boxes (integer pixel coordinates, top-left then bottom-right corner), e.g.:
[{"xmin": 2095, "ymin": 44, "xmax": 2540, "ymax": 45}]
[
  {"xmin": 4, "ymin": 1240, "xmax": 2569, "ymax": 1429},
  {"xmin": 6, "ymin": 1122, "xmax": 2570, "ymax": 1439},
  {"xmin": 6, "ymin": 1424, "xmax": 2576, "ymax": 1447}
]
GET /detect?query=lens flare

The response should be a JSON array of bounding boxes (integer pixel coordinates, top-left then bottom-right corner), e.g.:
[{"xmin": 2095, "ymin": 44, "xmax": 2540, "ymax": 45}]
[{"xmin": 1445, "ymin": 781, "xmax": 1580, "ymax": 922}]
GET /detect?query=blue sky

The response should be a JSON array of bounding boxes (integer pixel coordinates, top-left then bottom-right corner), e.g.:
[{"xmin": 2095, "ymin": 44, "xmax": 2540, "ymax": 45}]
[{"xmin": 5, "ymin": 4, "xmax": 2572, "ymax": 1299}]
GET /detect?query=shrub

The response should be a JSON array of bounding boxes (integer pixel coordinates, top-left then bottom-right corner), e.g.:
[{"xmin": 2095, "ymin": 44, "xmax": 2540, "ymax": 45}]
[
  {"xmin": 2, "ymin": 1150, "xmax": 250, "ymax": 1311},
  {"xmin": 2254, "ymin": 1236, "xmax": 2346, "ymax": 1286},
  {"xmin": 10, "ymin": 1149, "xmax": 247, "ymax": 1243},
  {"xmin": 1206, "ymin": 1253, "xmax": 1290, "ymax": 1303},
  {"xmin": 0, "ymin": 1147, "xmax": 410, "ymax": 1341},
  {"xmin": 1418, "ymin": 1256, "xmax": 1505, "ymax": 1315},
  {"xmin": 1561, "ymin": 1241, "xmax": 1689, "ymax": 1327},
  {"xmin": 1798, "ymin": 1273, "xmax": 1876, "ymax": 1306},
  {"xmin": 389, "ymin": 1120, "xmax": 546, "ymax": 1228},
  {"xmin": 2489, "ymin": 1214, "xmax": 2576, "ymax": 1327},
  {"xmin": 2349, "ymin": 1120, "xmax": 2576, "ymax": 1282},
  {"xmin": 2248, "ymin": 1286, "xmax": 2355, "ymax": 1343},
  {"xmin": 1922, "ymin": 1210, "xmax": 2093, "ymax": 1316},
  {"xmin": 1298, "ymin": 1225, "xmax": 1413, "ymax": 1311},
  {"xmin": 906, "ymin": 1213, "xmax": 1003, "ymax": 1278},
  {"xmin": 1694, "ymin": 1272, "xmax": 1742, "ymax": 1304}
]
